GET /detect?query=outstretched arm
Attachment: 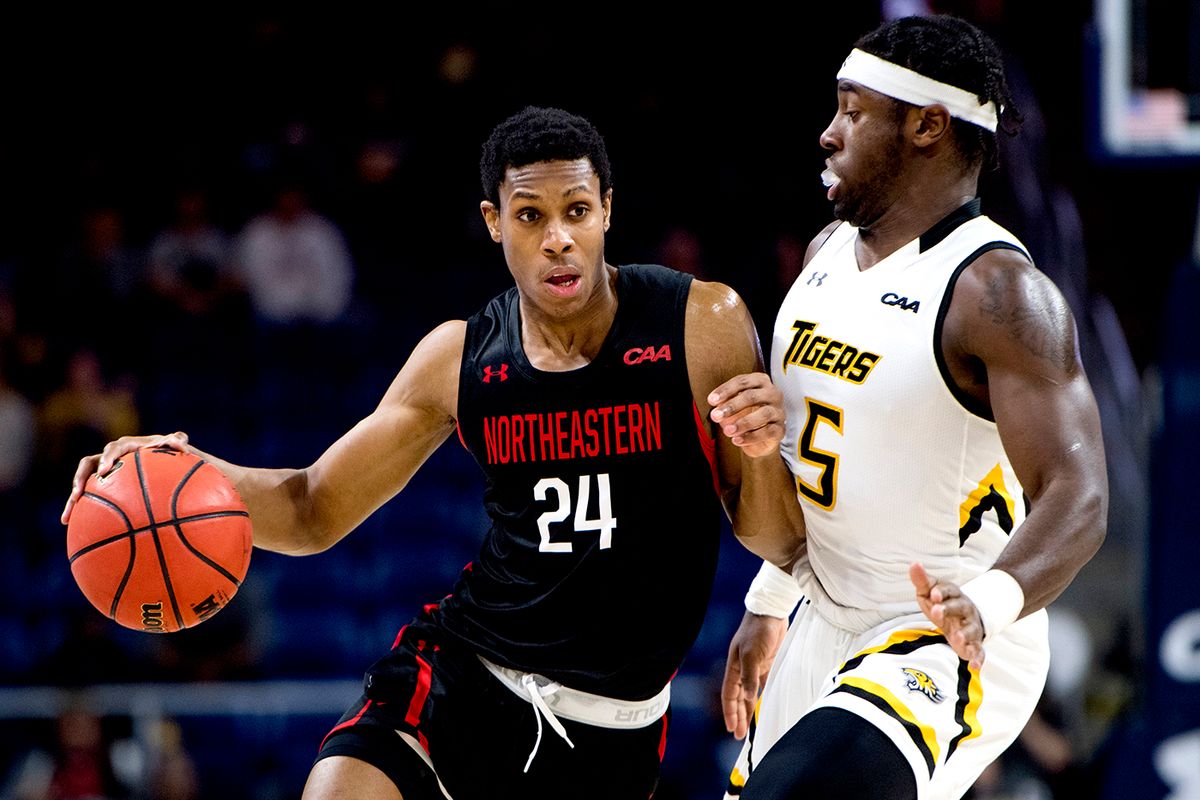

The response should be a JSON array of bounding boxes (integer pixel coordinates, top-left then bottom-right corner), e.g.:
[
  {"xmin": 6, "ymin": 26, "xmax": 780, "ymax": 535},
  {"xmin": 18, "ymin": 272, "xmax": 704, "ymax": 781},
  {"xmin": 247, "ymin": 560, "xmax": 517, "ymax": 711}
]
[
  {"xmin": 684, "ymin": 279, "xmax": 805, "ymax": 568},
  {"xmin": 63, "ymin": 321, "xmax": 465, "ymax": 556},
  {"xmin": 913, "ymin": 250, "xmax": 1107, "ymax": 667}
]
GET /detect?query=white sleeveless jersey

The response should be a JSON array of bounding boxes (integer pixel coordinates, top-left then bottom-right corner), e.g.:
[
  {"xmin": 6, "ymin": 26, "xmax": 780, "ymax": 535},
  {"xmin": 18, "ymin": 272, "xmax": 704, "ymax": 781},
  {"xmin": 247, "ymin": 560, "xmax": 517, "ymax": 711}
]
[{"xmin": 772, "ymin": 201, "xmax": 1032, "ymax": 632}]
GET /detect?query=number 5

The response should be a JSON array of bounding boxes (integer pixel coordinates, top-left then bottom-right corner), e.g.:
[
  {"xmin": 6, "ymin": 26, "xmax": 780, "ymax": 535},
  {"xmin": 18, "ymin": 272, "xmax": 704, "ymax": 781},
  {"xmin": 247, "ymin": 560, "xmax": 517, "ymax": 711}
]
[
  {"xmin": 534, "ymin": 473, "xmax": 618, "ymax": 553},
  {"xmin": 796, "ymin": 399, "xmax": 843, "ymax": 510}
]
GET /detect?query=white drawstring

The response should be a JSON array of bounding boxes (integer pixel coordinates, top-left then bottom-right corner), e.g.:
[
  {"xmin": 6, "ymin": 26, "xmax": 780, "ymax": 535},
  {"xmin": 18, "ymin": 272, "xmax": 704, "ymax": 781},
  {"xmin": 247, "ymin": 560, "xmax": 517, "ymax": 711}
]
[{"xmin": 520, "ymin": 673, "xmax": 575, "ymax": 772}]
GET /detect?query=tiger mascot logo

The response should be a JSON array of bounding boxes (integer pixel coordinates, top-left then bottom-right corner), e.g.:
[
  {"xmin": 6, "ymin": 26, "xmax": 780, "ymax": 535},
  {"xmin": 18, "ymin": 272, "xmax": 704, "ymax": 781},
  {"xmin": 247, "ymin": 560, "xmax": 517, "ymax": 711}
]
[{"xmin": 901, "ymin": 667, "xmax": 945, "ymax": 703}]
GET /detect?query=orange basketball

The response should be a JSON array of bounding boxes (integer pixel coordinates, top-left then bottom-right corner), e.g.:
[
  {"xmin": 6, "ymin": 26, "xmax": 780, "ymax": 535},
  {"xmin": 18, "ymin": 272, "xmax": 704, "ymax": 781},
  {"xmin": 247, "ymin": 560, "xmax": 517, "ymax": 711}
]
[{"xmin": 67, "ymin": 445, "xmax": 253, "ymax": 633}]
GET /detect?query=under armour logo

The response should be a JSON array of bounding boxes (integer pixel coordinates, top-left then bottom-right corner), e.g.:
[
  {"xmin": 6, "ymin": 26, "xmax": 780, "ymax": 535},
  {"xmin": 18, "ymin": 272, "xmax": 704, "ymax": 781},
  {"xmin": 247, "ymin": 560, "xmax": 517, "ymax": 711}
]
[
  {"xmin": 482, "ymin": 364, "xmax": 508, "ymax": 383},
  {"xmin": 806, "ymin": 272, "xmax": 828, "ymax": 287}
]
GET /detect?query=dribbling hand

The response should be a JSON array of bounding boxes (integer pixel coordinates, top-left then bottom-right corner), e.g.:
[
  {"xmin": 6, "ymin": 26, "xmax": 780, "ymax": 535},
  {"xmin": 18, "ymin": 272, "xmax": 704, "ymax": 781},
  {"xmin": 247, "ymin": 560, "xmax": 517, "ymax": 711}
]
[
  {"xmin": 909, "ymin": 562, "xmax": 986, "ymax": 670},
  {"xmin": 708, "ymin": 373, "xmax": 786, "ymax": 458},
  {"xmin": 721, "ymin": 610, "xmax": 788, "ymax": 740},
  {"xmin": 61, "ymin": 432, "xmax": 192, "ymax": 525}
]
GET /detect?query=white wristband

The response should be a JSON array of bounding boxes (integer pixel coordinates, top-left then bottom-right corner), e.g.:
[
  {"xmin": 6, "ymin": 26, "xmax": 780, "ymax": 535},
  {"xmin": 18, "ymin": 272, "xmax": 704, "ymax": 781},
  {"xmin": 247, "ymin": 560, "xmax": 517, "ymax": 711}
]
[
  {"xmin": 959, "ymin": 569, "xmax": 1025, "ymax": 641},
  {"xmin": 744, "ymin": 562, "xmax": 803, "ymax": 619}
]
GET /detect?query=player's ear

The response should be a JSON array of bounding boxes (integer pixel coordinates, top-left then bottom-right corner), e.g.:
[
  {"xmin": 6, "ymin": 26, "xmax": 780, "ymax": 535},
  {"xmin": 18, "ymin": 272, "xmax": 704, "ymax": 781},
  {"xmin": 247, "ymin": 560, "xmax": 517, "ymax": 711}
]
[
  {"xmin": 912, "ymin": 104, "xmax": 952, "ymax": 148},
  {"xmin": 602, "ymin": 189, "xmax": 612, "ymax": 232},
  {"xmin": 480, "ymin": 200, "xmax": 502, "ymax": 242}
]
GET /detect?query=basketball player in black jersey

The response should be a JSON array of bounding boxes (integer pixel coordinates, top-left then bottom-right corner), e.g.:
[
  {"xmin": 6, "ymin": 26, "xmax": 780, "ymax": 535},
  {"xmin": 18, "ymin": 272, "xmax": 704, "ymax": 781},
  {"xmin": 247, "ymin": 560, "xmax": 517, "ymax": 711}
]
[{"xmin": 62, "ymin": 107, "xmax": 802, "ymax": 799}]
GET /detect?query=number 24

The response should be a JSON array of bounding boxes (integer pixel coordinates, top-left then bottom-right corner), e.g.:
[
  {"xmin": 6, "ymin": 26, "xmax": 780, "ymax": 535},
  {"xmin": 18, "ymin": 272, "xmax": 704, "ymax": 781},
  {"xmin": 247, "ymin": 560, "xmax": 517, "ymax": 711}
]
[{"xmin": 534, "ymin": 473, "xmax": 618, "ymax": 553}]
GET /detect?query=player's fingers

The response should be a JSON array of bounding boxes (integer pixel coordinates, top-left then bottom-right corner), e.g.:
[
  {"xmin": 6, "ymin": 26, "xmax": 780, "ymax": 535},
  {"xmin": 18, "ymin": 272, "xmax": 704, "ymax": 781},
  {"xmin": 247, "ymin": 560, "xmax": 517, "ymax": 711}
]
[
  {"xmin": 909, "ymin": 562, "xmax": 934, "ymax": 597},
  {"xmin": 730, "ymin": 438, "xmax": 784, "ymax": 460},
  {"xmin": 95, "ymin": 432, "xmax": 189, "ymax": 476},
  {"xmin": 724, "ymin": 691, "xmax": 749, "ymax": 739},
  {"xmin": 164, "ymin": 431, "xmax": 189, "ymax": 449},
  {"xmin": 711, "ymin": 384, "xmax": 783, "ymax": 424},
  {"xmin": 708, "ymin": 373, "xmax": 773, "ymax": 412},
  {"xmin": 730, "ymin": 428, "xmax": 787, "ymax": 459},
  {"xmin": 729, "ymin": 695, "xmax": 748, "ymax": 743},
  {"xmin": 96, "ymin": 436, "xmax": 142, "ymax": 476},
  {"xmin": 741, "ymin": 661, "xmax": 761, "ymax": 707},
  {"xmin": 721, "ymin": 653, "xmax": 744, "ymax": 732},
  {"xmin": 952, "ymin": 631, "xmax": 984, "ymax": 667},
  {"xmin": 62, "ymin": 454, "xmax": 102, "ymax": 524},
  {"xmin": 718, "ymin": 402, "xmax": 784, "ymax": 435},
  {"xmin": 724, "ymin": 680, "xmax": 753, "ymax": 740}
]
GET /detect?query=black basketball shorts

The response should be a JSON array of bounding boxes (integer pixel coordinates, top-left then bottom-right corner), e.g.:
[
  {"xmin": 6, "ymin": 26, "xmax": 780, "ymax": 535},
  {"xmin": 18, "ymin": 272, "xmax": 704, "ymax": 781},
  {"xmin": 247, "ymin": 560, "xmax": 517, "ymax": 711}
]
[{"xmin": 315, "ymin": 609, "xmax": 670, "ymax": 800}]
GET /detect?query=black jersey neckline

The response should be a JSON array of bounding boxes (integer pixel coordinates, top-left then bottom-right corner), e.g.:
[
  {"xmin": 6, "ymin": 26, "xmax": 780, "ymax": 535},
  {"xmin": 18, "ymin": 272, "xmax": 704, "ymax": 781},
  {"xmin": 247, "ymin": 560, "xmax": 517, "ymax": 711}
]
[
  {"xmin": 504, "ymin": 265, "xmax": 629, "ymax": 382},
  {"xmin": 919, "ymin": 197, "xmax": 983, "ymax": 253}
]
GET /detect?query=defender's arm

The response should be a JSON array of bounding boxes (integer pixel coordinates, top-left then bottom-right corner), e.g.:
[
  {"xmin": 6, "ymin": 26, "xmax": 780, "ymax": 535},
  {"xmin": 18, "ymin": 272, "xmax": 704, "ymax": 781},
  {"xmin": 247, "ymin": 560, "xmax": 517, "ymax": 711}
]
[{"xmin": 913, "ymin": 250, "xmax": 1107, "ymax": 665}]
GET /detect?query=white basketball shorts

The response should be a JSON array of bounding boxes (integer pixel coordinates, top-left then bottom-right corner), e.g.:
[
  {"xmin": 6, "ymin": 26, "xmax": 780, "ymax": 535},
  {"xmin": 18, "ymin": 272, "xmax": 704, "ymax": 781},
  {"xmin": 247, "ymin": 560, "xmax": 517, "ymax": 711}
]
[{"xmin": 724, "ymin": 600, "xmax": 1049, "ymax": 800}]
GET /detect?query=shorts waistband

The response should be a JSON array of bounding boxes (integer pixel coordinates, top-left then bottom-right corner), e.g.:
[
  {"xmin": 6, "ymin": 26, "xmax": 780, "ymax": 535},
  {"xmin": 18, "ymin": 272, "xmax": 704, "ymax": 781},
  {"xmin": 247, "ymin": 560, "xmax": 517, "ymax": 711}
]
[{"xmin": 478, "ymin": 656, "xmax": 670, "ymax": 730}]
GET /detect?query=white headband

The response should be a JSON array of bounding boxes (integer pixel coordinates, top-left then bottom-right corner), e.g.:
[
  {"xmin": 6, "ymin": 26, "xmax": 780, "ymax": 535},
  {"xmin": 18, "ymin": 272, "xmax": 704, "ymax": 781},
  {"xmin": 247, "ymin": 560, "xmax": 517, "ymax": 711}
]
[{"xmin": 837, "ymin": 48, "xmax": 998, "ymax": 132}]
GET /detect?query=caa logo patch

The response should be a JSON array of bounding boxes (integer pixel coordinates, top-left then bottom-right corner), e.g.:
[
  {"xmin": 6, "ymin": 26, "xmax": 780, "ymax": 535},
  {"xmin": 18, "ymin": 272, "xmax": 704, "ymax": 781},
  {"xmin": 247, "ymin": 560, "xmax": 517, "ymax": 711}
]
[
  {"xmin": 901, "ymin": 667, "xmax": 945, "ymax": 703},
  {"xmin": 623, "ymin": 345, "xmax": 671, "ymax": 365},
  {"xmin": 881, "ymin": 292, "xmax": 920, "ymax": 313}
]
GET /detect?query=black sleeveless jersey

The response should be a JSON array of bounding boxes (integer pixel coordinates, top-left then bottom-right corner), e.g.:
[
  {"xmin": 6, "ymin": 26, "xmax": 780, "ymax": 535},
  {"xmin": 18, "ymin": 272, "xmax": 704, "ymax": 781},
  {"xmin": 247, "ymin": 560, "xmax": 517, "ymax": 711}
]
[{"xmin": 440, "ymin": 264, "xmax": 723, "ymax": 701}]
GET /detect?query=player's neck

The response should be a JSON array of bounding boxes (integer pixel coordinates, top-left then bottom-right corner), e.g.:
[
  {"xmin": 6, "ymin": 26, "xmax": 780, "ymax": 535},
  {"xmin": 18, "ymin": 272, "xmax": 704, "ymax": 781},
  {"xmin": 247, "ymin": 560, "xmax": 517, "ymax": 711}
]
[
  {"xmin": 519, "ymin": 264, "xmax": 619, "ymax": 371},
  {"xmin": 855, "ymin": 177, "xmax": 978, "ymax": 269}
]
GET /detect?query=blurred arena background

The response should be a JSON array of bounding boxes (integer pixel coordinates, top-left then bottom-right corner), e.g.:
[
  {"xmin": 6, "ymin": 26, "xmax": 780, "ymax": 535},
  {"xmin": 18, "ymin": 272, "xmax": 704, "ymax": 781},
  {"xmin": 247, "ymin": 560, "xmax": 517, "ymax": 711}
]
[{"xmin": 0, "ymin": 3, "xmax": 1197, "ymax": 798}]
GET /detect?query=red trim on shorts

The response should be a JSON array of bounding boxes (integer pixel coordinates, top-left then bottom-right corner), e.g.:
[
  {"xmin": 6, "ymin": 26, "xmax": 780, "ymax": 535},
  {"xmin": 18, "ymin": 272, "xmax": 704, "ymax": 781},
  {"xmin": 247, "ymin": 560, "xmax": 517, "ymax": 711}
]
[
  {"xmin": 391, "ymin": 624, "xmax": 409, "ymax": 650},
  {"xmin": 692, "ymin": 402, "xmax": 721, "ymax": 496},
  {"xmin": 319, "ymin": 699, "xmax": 373, "ymax": 751},
  {"xmin": 405, "ymin": 653, "xmax": 434, "ymax": 749},
  {"xmin": 657, "ymin": 714, "xmax": 669, "ymax": 762}
]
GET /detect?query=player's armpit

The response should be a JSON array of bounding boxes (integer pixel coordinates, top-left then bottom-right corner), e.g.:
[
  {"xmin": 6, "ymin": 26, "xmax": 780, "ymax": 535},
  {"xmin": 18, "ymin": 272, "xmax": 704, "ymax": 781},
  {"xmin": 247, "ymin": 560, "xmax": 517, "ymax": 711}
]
[{"xmin": 946, "ymin": 252, "xmax": 1108, "ymax": 616}]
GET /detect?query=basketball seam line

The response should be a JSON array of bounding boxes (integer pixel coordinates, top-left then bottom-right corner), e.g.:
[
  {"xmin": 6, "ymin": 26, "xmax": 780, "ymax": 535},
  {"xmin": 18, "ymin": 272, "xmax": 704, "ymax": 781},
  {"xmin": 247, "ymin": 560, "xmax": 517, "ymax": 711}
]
[
  {"xmin": 80, "ymin": 481, "xmax": 138, "ymax": 619},
  {"xmin": 68, "ymin": 508, "xmax": 251, "ymax": 563},
  {"xmin": 136, "ymin": 449, "xmax": 185, "ymax": 630},
  {"xmin": 169, "ymin": 460, "xmax": 244, "ymax": 588}
]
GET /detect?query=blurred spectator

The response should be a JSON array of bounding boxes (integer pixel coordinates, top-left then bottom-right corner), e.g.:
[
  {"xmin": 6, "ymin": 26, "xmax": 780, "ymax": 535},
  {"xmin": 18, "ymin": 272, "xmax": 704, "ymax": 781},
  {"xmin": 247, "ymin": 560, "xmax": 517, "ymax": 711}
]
[
  {"xmin": 75, "ymin": 208, "xmax": 142, "ymax": 303},
  {"xmin": 147, "ymin": 189, "xmax": 242, "ymax": 318},
  {"xmin": 4, "ymin": 706, "xmax": 130, "ymax": 800},
  {"xmin": 38, "ymin": 349, "xmax": 139, "ymax": 481},
  {"xmin": 51, "ymin": 208, "xmax": 143, "ymax": 366},
  {"xmin": 146, "ymin": 719, "xmax": 199, "ymax": 800},
  {"xmin": 233, "ymin": 184, "xmax": 354, "ymax": 325},
  {"xmin": 0, "ymin": 347, "xmax": 35, "ymax": 493}
]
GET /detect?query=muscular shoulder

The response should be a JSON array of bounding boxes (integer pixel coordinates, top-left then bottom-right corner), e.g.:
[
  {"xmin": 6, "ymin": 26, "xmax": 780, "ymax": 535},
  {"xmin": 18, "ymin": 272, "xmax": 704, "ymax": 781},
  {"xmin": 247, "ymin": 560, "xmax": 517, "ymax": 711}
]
[
  {"xmin": 377, "ymin": 320, "xmax": 466, "ymax": 422},
  {"xmin": 946, "ymin": 249, "xmax": 1080, "ymax": 378},
  {"xmin": 685, "ymin": 279, "xmax": 763, "ymax": 396}
]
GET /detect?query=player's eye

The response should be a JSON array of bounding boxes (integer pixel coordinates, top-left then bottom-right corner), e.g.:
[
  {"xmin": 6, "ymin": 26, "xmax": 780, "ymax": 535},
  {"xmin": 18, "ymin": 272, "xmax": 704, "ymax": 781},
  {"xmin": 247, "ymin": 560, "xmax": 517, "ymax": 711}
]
[
  {"xmin": 568, "ymin": 205, "xmax": 589, "ymax": 218},
  {"xmin": 516, "ymin": 208, "xmax": 541, "ymax": 222}
]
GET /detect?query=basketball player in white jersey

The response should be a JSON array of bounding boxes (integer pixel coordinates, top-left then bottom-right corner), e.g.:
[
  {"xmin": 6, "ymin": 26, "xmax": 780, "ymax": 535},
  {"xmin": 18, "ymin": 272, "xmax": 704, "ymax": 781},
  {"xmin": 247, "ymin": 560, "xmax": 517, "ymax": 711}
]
[{"xmin": 706, "ymin": 15, "xmax": 1108, "ymax": 800}]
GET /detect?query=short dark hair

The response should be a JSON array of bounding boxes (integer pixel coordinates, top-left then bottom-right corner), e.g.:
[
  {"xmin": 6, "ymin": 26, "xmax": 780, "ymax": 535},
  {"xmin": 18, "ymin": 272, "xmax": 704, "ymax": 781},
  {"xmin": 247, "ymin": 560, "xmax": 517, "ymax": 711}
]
[
  {"xmin": 480, "ymin": 106, "xmax": 612, "ymax": 205},
  {"xmin": 855, "ymin": 15, "xmax": 1020, "ymax": 171}
]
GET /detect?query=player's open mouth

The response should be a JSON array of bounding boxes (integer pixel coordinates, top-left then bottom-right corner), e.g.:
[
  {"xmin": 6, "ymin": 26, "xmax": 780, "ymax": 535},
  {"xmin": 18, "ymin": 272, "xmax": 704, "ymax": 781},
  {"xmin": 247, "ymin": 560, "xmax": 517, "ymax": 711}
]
[
  {"xmin": 545, "ymin": 273, "xmax": 582, "ymax": 296},
  {"xmin": 821, "ymin": 164, "xmax": 841, "ymax": 200}
]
